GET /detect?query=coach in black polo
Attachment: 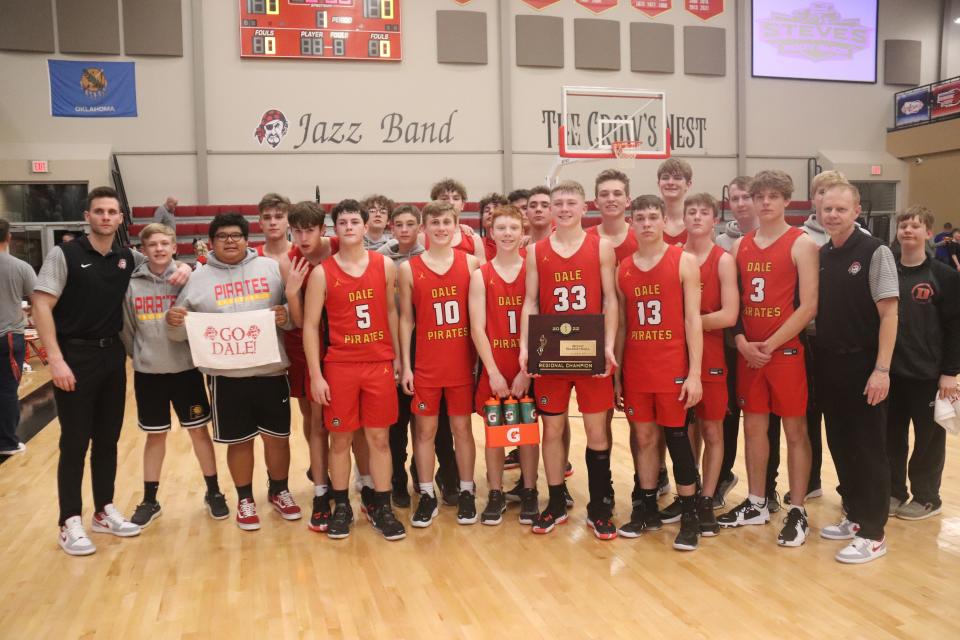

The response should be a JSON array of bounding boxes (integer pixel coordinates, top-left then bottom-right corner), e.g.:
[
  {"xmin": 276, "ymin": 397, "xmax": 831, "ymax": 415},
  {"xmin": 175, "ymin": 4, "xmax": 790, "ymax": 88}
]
[{"xmin": 33, "ymin": 186, "xmax": 191, "ymax": 557}]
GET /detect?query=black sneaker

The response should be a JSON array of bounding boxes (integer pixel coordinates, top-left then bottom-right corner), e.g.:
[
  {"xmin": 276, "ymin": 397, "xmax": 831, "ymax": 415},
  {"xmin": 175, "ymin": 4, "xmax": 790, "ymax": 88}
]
[
  {"xmin": 562, "ymin": 482, "xmax": 574, "ymax": 509},
  {"xmin": 586, "ymin": 515, "xmax": 618, "ymax": 540},
  {"xmin": 327, "ymin": 503, "xmax": 353, "ymax": 539},
  {"xmin": 205, "ymin": 492, "xmax": 230, "ymax": 520},
  {"xmin": 518, "ymin": 488, "xmax": 539, "ymax": 525},
  {"xmin": 457, "ymin": 491, "xmax": 478, "ymax": 525},
  {"xmin": 392, "ymin": 480, "xmax": 411, "ymax": 509},
  {"xmin": 308, "ymin": 494, "xmax": 331, "ymax": 532},
  {"xmin": 372, "ymin": 505, "xmax": 407, "ymax": 541},
  {"xmin": 131, "ymin": 501, "xmax": 162, "ymax": 528},
  {"xmin": 618, "ymin": 501, "xmax": 662, "ymax": 538},
  {"xmin": 411, "ymin": 493, "xmax": 439, "ymax": 528},
  {"xmin": 531, "ymin": 507, "xmax": 568, "ymax": 534},
  {"xmin": 715, "ymin": 472, "xmax": 738, "ymax": 509},
  {"xmin": 607, "ymin": 480, "xmax": 616, "ymax": 510},
  {"xmin": 698, "ymin": 496, "xmax": 719, "ymax": 537},
  {"xmin": 767, "ymin": 490, "xmax": 782, "ymax": 514},
  {"xmin": 673, "ymin": 510, "xmax": 700, "ymax": 551},
  {"xmin": 505, "ymin": 478, "xmax": 524, "ymax": 503},
  {"xmin": 777, "ymin": 507, "xmax": 809, "ymax": 547},
  {"xmin": 503, "ymin": 448, "xmax": 521, "ymax": 470},
  {"xmin": 659, "ymin": 496, "xmax": 683, "ymax": 524},
  {"xmin": 784, "ymin": 483, "xmax": 823, "ymax": 506},
  {"xmin": 657, "ymin": 467, "xmax": 671, "ymax": 497},
  {"xmin": 436, "ymin": 472, "xmax": 459, "ymax": 507},
  {"xmin": 360, "ymin": 486, "xmax": 376, "ymax": 522},
  {"xmin": 481, "ymin": 490, "xmax": 507, "ymax": 526},
  {"xmin": 718, "ymin": 498, "xmax": 770, "ymax": 528}
]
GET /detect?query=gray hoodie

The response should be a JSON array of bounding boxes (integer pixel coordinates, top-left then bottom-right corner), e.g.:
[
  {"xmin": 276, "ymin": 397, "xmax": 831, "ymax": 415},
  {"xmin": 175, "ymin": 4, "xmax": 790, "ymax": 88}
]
[
  {"xmin": 121, "ymin": 261, "xmax": 195, "ymax": 374},
  {"xmin": 167, "ymin": 248, "xmax": 292, "ymax": 378},
  {"xmin": 715, "ymin": 220, "xmax": 748, "ymax": 252}
]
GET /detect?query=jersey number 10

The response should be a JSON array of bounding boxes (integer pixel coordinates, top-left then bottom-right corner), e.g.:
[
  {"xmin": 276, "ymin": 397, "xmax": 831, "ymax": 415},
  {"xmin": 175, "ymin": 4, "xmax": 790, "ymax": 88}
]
[{"xmin": 433, "ymin": 300, "xmax": 461, "ymax": 326}]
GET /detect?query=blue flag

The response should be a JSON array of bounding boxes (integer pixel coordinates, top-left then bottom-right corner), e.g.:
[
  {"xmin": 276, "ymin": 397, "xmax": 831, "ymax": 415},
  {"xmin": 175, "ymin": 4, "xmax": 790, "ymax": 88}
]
[{"xmin": 49, "ymin": 60, "xmax": 137, "ymax": 118}]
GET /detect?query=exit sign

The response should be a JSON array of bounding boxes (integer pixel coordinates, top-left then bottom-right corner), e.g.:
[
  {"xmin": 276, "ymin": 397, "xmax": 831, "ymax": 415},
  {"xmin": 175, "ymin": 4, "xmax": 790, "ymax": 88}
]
[
  {"xmin": 30, "ymin": 160, "xmax": 49, "ymax": 173},
  {"xmin": 870, "ymin": 165, "xmax": 882, "ymax": 176}
]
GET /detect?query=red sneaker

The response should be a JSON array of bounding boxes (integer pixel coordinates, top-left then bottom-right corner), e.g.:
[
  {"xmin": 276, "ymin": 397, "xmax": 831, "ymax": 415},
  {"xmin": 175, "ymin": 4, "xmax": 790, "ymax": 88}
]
[
  {"xmin": 269, "ymin": 490, "xmax": 302, "ymax": 520},
  {"xmin": 236, "ymin": 498, "xmax": 261, "ymax": 531}
]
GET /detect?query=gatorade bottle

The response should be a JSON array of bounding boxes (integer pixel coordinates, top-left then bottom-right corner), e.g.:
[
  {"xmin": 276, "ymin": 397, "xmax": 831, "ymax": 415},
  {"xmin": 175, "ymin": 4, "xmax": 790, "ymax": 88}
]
[
  {"xmin": 519, "ymin": 395, "xmax": 537, "ymax": 425},
  {"xmin": 503, "ymin": 396, "xmax": 521, "ymax": 426},
  {"xmin": 484, "ymin": 396, "xmax": 503, "ymax": 427}
]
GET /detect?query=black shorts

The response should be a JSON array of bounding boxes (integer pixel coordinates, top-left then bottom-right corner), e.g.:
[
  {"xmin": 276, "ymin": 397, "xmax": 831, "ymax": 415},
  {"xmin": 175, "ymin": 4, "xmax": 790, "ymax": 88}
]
[
  {"xmin": 208, "ymin": 374, "xmax": 291, "ymax": 444},
  {"xmin": 134, "ymin": 369, "xmax": 211, "ymax": 432}
]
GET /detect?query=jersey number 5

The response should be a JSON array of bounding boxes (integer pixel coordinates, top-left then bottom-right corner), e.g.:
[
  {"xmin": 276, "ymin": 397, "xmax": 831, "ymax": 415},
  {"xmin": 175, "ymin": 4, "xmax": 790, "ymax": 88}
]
[
  {"xmin": 749, "ymin": 277, "xmax": 765, "ymax": 303},
  {"xmin": 553, "ymin": 285, "xmax": 587, "ymax": 312},
  {"xmin": 356, "ymin": 304, "xmax": 371, "ymax": 329}
]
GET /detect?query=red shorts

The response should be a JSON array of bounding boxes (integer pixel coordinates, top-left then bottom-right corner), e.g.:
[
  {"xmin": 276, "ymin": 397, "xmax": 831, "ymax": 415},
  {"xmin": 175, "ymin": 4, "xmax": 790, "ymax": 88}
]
[
  {"xmin": 323, "ymin": 361, "xmax": 398, "ymax": 432},
  {"xmin": 535, "ymin": 375, "xmax": 614, "ymax": 415},
  {"xmin": 412, "ymin": 383, "xmax": 474, "ymax": 417},
  {"xmin": 695, "ymin": 381, "xmax": 728, "ymax": 421},
  {"xmin": 623, "ymin": 389, "xmax": 687, "ymax": 427},
  {"xmin": 286, "ymin": 347, "xmax": 312, "ymax": 400},
  {"xmin": 736, "ymin": 351, "xmax": 807, "ymax": 418},
  {"xmin": 474, "ymin": 370, "xmax": 529, "ymax": 415}
]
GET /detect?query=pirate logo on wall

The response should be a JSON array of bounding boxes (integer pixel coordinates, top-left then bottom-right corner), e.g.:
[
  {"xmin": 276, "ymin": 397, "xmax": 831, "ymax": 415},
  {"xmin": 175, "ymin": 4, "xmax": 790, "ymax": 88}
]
[{"xmin": 254, "ymin": 109, "xmax": 289, "ymax": 148}]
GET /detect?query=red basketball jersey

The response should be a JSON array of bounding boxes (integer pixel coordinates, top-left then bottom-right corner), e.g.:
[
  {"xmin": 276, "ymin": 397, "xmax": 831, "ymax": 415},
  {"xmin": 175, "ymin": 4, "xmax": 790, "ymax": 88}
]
[
  {"xmin": 618, "ymin": 245, "xmax": 687, "ymax": 392},
  {"xmin": 425, "ymin": 231, "xmax": 476, "ymax": 256},
  {"xmin": 536, "ymin": 233, "xmax": 604, "ymax": 315},
  {"xmin": 736, "ymin": 226, "xmax": 804, "ymax": 353},
  {"xmin": 322, "ymin": 251, "xmax": 394, "ymax": 363},
  {"xmin": 699, "ymin": 244, "xmax": 726, "ymax": 380},
  {"xmin": 587, "ymin": 224, "xmax": 639, "ymax": 263},
  {"xmin": 483, "ymin": 235, "xmax": 497, "ymax": 262},
  {"xmin": 481, "ymin": 261, "xmax": 525, "ymax": 379},
  {"xmin": 410, "ymin": 251, "xmax": 474, "ymax": 386},
  {"xmin": 285, "ymin": 244, "xmax": 323, "ymax": 360},
  {"xmin": 664, "ymin": 229, "xmax": 688, "ymax": 246}
]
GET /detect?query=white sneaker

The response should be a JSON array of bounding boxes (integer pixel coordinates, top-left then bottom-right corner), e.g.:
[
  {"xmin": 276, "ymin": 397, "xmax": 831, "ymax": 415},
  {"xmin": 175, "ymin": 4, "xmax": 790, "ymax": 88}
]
[
  {"xmin": 91, "ymin": 503, "xmax": 141, "ymax": 537},
  {"xmin": 59, "ymin": 516, "xmax": 96, "ymax": 556},
  {"xmin": 0, "ymin": 442, "xmax": 26, "ymax": 456},
  {"xmin": 836, "ymin": 536, "xmax": 887, "ymax": 564},
  {"xmin": 820, "ymin": 517, "xmax": 860, "ymax": 540}
]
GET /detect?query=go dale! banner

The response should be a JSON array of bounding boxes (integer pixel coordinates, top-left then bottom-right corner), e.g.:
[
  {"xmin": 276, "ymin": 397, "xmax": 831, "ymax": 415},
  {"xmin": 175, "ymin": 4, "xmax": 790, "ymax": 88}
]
[{"xmin": 184, "ymin": 309, "xmax": 280, "ymax": 370}]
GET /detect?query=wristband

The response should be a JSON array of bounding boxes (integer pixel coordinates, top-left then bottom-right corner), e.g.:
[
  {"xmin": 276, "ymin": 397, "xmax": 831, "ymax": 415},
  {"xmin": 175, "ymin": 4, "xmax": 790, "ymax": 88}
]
[{"xmin": 874, "ymin": 365, "xmax": 890, "ymax": 373}]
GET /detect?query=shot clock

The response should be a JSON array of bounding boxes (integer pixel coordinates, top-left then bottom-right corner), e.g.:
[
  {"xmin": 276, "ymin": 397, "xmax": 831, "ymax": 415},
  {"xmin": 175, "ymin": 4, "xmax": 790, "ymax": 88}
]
[{"xmin": 240, "ymin": 0, "xmax": 401, "ymax": 61}]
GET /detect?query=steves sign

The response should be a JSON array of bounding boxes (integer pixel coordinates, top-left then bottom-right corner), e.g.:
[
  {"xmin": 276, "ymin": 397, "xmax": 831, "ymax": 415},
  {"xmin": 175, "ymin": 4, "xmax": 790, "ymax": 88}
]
[
  {"xmin": 633, "ymin": 0, "xmax": 672, "ymax": 18},
  {"xmin": 685, "ymin": 0, "xmax": 723, "ymax": 20},
  {"xmin": 576, "ymin": 0, "xmax": 618, "ymax": 14}
]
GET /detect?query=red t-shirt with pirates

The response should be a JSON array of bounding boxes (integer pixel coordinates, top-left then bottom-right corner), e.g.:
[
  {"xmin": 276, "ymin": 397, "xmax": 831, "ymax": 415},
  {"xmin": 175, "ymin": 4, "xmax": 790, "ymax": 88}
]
[
  {"xmin": 410, "ymin": 251, "xmax": 474, "ymax": 387},
  {"xmin": 587, "ymin": 224, "xmax": 638, "ymax": 263},
  {"xmin": 699, "ymin": 244, "xmax": 726, "ymax": 381},
  {"xmin": 480, "ymin": 261, "xmax": 524, "ymax": 379},
  {"xmin": 736, "ymin": 226, "xmax": 804, "ymax": 357},
  {"xmin": 536, "ymin": 233, "xmax": 604, "ymax": 316},
  {"xmin": 618, "ymin": 245, "xmax": 687, "ymax": 392},
  {"xmin": 322, "ymin": 251, "xmax": 394, "ymax": 363}
]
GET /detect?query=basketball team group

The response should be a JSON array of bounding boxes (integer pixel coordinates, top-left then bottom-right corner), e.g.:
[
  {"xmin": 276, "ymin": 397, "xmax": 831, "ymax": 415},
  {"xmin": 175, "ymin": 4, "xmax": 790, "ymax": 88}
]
[{"xmin": 30, "ymin": 159, "xmax": 958, "ymax": 565}]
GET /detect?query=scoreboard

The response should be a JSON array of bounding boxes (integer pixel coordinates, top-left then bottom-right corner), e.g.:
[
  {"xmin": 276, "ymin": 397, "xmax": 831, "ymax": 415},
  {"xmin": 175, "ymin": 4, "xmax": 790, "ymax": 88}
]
[{"xmin": 239, "ymin": 0, "xmax": 402, "ymax": 61}]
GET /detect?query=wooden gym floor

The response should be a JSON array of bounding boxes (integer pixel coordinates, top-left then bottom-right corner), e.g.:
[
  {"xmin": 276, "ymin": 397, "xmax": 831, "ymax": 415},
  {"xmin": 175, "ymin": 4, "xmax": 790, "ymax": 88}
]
[{"xmin": 1, "ymin": 362, "xmax": 958, "ymax": 639}]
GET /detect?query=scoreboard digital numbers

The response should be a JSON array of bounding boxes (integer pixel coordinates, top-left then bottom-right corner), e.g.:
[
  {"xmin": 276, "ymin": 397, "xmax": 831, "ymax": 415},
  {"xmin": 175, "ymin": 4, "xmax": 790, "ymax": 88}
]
[{"xmin": 239, "ymin": 0, "xmax": 402, "ymax": 62}]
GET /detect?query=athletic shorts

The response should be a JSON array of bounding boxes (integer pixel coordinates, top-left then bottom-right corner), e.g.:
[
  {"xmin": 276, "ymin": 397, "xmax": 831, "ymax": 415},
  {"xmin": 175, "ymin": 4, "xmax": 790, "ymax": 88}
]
[
  {"xmin": 323, "ymin": 361, "xmax": 398, "ymax": 432},
  {"xmin": 133, "ymin": 369, "xmax": 210, "ymax": 432},
  {"xmin": 695, "ymin": 381, "xmax": 728, "ymax": 421},
  {"xmin": 736, "ymin": 351, "xmax": 807, "ymax": 418},
  {"xmin": 412, "ymin": 382, "xmax": 474, "ymax": 417},
  {"xmin": 208, "ymin": 374, "xmax": 291, "ymax": 444},
  {"xmin": 623, "ymin": 389, "xmax": 686, "ymax": 427},
  {"xmin": 474, "ymin": 369, "xmax": 529, "ymax": 415},
  {"xmin": 535, "ymin": 375, "xmax": 614, "ymax": 415},
  {"xmin": 286, "ymin": 346, "xmax": 312, "ymax": 400}
]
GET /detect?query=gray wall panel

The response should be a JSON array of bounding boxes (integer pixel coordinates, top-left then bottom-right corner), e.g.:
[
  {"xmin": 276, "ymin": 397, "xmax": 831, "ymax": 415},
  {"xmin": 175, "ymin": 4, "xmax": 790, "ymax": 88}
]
[
  {"xmin": 57, "ymin": 0, "xmax": 122, "ymax": 55},
  {"xmin": 515, "ymin": 15, "xmax": 563, "ymax": 68},
  {"xmin": 437, "ymin": 10, "xmax": 487, "ymax": 65},
  {"xmin": 0, "ymin": 0, "xmax": 55, "ymax": 52},
  {"xmin": 123, "ymin": 0, "xmax": 183, "ymax": 57},
  {"xmin": 884, "ymin": 39, "xmax": 922, "ymax": 86},
  {"xmin": 574, "ymin": 19, "xmax": 620, "ymax": 71},
  {"xmin": 630, "ymin": 22, "xmax": 674, "ymax": 73},
  {"xmin": 684, "ymin": 25, "xmax": 725, "ymax": 76}
]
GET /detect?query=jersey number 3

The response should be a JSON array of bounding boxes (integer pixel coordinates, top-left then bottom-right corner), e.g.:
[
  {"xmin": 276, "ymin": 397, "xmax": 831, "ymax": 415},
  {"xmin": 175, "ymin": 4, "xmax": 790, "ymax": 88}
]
[
  {"xmin": 554, "ymin": 285, "xmax": 586, "ymax": 312},
  {"xmin": 749, "ymin": 277, "xmax": 765, "ymax": 303}
]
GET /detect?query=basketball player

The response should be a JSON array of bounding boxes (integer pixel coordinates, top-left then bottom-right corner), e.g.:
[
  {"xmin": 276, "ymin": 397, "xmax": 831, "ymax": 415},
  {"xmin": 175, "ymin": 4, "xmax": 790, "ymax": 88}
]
[
  {"xmin": 120, "ymin": 223, "xmax": 225, "ymax": 527},
  {"xmin": 681, "ymin": 194, "xmax": 739, "ymax": 536},
  {"xmin": 478, "ymin": 193, "xmax": 508, "ymax": 261},
  {"xmin": 400, "ymin": 201, "xmax": 481, "ymax": 527},
  {"xmin": 378, "ymin": 205, "xmax": 425, "ymax": 507},
  {"xmin": 469, "ymin": 205, "xmax": 539, "ymax": 525},
  {"xmin": 429, "ymin": 178, "xmax": 485, "ymax": 262},
  {"xmin": 657, "ymin": 159, "xmax": 693, "ymax": 245},
  {"xmin": 166, "ymin": 213, "xmax": 299, "ymax": 531},
  {"xmin": 524, "ymin": 186, "xmax": 554, "ymax": 244},
  {"xmin": 718, "ymin": 170, "xmax": 817, "ymax": 548},
  {"xmin": 519, "ymin": 180, "xmax": 619, "ymax": 539},
  {"xmin": 257, "ymin": 193, "xmax": 293, "ymax": 267},
  {"xmin": 362, "ymin": 194, "xmax": 394, "ymax": 250},
  {"xmin": 507, "ymin": 189, "xmax": 531, "ymax": 215},
  {"xmin": 302, "ymin": 199, "xmax": 405, "ymax": 541},
  {"xmin": 614, "ymin": 196, "xmax": 703, "ymax": 549}
]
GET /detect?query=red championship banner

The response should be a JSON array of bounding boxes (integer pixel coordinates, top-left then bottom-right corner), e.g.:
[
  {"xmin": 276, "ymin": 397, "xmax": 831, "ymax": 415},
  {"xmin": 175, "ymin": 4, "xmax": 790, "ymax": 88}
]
[
  {"xmin": 521, "ymin": 0, "xmax": 561, "ymax": 8},
  {"xmin": 575, "ymin": 0, "xmax": 618, "ymax": 14},
  {"xmin": 632, "ymin": 0, "xmax": 672, "ymax": 18},
  {"xmin": 684, "ymin": 0, "xmax": 723, "ymax": 20},
  {"xmin": 931, "ymin": 78, "xmax": 960, "ymax": 120}
]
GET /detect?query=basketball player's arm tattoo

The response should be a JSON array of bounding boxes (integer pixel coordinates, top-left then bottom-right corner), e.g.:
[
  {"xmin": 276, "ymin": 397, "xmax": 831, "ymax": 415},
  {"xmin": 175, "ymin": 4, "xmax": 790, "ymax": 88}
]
[{"xmin": 519, "ymin": 245, "xmax": 540, "ymax": 375}]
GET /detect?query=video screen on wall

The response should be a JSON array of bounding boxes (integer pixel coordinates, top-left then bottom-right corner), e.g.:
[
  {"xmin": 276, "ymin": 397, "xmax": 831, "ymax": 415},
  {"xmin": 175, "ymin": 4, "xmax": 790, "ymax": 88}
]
[{"xmin": 752, "ymin": 0, "xmax": 878, "ymax": 83}]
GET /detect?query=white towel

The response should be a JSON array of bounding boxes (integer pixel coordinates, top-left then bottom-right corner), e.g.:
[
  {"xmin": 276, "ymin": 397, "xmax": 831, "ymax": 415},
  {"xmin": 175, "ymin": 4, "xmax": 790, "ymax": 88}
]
[{"xmin": 933, "ymin": 395, "xmax": 960, "ymax": 435}]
